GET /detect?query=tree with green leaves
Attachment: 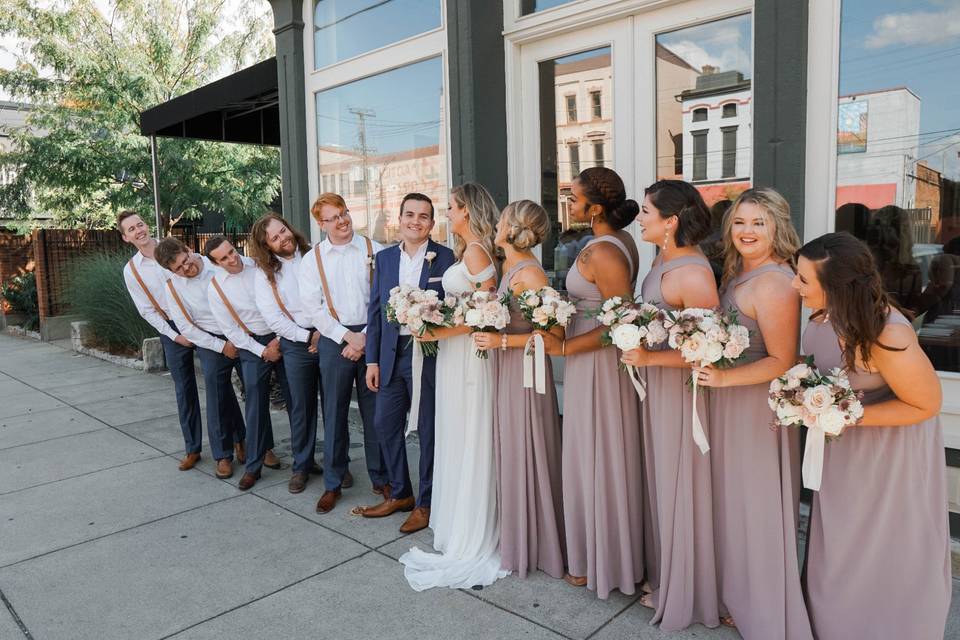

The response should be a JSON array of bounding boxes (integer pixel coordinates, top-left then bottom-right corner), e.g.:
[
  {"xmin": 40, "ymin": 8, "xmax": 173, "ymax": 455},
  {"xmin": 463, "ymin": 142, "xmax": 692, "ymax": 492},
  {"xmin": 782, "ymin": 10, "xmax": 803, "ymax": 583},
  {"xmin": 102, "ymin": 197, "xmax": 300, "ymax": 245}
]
[{"xmin": 0, "ymin": 0, "xmax": 280, "ymax": 232}]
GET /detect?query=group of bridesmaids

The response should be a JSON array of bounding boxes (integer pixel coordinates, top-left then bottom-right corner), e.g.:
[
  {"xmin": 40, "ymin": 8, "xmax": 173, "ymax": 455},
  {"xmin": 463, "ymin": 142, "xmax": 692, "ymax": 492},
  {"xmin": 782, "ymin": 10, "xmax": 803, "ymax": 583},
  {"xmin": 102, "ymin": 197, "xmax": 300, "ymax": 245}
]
[{"xmin": 456, "ymin": 167, "xmax": 951, "ymax": 640}]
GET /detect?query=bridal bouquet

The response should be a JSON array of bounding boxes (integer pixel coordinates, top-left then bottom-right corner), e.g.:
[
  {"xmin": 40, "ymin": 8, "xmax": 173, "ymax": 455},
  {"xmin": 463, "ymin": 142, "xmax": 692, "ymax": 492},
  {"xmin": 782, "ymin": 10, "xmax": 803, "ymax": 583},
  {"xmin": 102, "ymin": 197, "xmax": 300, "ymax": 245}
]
[
  {"xmin": 592, "ymin": 296, "xmax": 670, "ymax": 401},
  {"xmin": 768, "ymin": 359, "xmax": 864, "ymax": 490},
  {"xmin": 665, "ymin": 307, "xmax": 751, "ymax": 454},
  {"xmin": 456, "ymin": 289, "xmax": 511, "ymax": 359},
  {"xmin": 516, "ymin": 287, "xmax": 576, "ymax": 393},
  {"xmin": 386, "ymin": 284, "xmax": 455, "ymax": 357}
]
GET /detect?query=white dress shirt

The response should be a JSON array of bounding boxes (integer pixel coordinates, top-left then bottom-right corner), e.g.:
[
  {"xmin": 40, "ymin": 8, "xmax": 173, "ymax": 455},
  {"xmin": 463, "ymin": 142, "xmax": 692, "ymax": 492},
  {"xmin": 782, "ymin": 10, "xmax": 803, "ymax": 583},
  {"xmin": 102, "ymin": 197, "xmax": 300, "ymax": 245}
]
[
  {"xmin": 207, "ymin": 256, "xmax": 273, "ymax": 358},
  {"xmin": 299, "ymin": 233, "xmax": 384, "ymax": 343},
  {"xmin": 253, "ymin": 249, "xmax": 312, "ymax": 343},
  {"xmin": 397, "ymin": 240, "xmax": 429, "ymax": 336},
  {"xmin": 163, "ymin": 255, "xmax": 226, "ymax": 353},
  {"xmin": 122, "ymin": 250, "xmax": 179, "ymax": 341}
]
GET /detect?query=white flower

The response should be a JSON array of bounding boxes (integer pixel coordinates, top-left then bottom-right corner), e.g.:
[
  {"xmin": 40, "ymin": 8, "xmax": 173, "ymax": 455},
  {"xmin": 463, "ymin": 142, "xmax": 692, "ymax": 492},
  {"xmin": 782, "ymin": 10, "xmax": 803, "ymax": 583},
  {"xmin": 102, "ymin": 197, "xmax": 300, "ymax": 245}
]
[
  {"xmin": 425, "ymin": 251, "xmax": 437, "ymax": 264},
  {"xmin": 611, "ymin": 323, "xmax": 644, "ymax": 351},
  {"xmin": 770, "ymin": 378, "xmax": 784, "ymax": 393},
  {"xmin": 602, "ymin": 296, "xmax": 622, "ymax": 312},
  {"xmin": 785, "ymin": 363, "xmax": 812, "ymax": 380},
  {"xmin": 532, "ymin": 307, "xmax": 551, "ymax": 327},
  {"xmin": 464, "ymin": 308, "xmax": 483, "ymax": 327},
  {"xmin": 816, "ymin": 408, "xmax": 846, "ymax": 435},
  {"xmin": 803, "ymin": 385, "xmax": 834, "ymax": 415},
  {"xmin": 704, "ymin": 341, "xmax": 723, "ymax": 364},
  {"xmin": 680, "ymin": 331, "xmax": 708, "ymax": 364},
  {"xmin": 646, "ymin": 321, "xmax": 668, "ymax": 346},
  {"xmin": 526, "ymin": 294, "xmax": 541, "ymax": 307},
  {"xmin": 776, "ymin": 402, "xmax": 804, "ymax": 426}
]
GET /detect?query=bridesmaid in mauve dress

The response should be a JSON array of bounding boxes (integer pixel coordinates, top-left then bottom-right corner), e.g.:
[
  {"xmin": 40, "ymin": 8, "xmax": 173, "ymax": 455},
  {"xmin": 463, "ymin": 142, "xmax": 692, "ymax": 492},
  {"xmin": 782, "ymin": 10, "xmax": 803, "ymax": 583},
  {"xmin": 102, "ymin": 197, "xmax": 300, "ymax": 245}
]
[
  {"xmin": 536, "ymin": 167, "xmax": 644, "ymax": 599},
  {"xmin": 472, "ymin": 200, "xmax": 565, "ymax": 579},
  {"xmin": 795, "ymin": 232, "xmax": 950, "ymax": 640},
  {"xmin": 621, "ymin": 179, "xmax": 720, "ymax": 632},
  {"xmin": 693, "ymin": 188, "xmax": 812, "ymax": 640}
]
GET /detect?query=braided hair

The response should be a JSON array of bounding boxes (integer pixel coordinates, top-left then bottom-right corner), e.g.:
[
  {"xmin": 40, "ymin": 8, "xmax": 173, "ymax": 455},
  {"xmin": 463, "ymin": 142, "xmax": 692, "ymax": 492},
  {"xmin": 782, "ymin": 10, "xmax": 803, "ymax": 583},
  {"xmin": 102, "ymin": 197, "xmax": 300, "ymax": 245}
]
[{"xmin": 576, "ymin": 167, "xmax": 639, "ymax": 230}]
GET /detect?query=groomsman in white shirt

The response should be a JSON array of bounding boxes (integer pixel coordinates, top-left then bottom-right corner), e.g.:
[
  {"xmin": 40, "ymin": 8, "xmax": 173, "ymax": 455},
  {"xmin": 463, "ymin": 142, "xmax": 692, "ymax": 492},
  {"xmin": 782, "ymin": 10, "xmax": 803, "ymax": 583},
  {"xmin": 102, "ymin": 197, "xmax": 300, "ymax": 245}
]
[
  {"xmin": 155, "ymin": 237, "xmax": 246, "ymax": 480},
  {"xmin": 299, "ymin": 193, "xmax": 385, "ymax": 514},
  {"xmin": 249, "ymin": 214, "xmax": 325, "ymax": 494},
  {"xmin": 204, "ymin": 236, "xmax": 286, "ymax": 491},
  {"xmin": 118, "ymin": 211, "xmax": 203, "ymax": 471}
]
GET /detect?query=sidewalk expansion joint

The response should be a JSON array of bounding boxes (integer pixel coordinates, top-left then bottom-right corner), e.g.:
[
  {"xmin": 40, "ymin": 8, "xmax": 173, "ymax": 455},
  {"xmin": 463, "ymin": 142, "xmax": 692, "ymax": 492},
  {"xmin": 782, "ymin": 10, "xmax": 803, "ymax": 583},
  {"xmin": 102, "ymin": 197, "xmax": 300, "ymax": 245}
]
[{"xmin": 0, "ymin": 588, "xmax": 34, "ymax": 639}]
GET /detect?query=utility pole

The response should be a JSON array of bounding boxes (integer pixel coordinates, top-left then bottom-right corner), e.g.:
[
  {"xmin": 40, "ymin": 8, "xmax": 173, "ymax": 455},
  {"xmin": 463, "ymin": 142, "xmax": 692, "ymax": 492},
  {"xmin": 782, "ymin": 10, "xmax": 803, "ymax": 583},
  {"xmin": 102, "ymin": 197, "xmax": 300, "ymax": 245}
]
[{"xmin": 348, "ymin": 107, "xmax": 376, "ymax": 226}]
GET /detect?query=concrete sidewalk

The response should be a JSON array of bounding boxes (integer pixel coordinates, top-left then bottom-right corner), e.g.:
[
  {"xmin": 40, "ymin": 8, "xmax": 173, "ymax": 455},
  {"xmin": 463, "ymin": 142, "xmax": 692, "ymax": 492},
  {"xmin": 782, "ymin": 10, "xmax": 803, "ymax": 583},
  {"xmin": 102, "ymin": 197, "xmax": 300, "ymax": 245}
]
[{"xmin": 0, "ymin": 332, "xmax": 957, "ymax": 640}]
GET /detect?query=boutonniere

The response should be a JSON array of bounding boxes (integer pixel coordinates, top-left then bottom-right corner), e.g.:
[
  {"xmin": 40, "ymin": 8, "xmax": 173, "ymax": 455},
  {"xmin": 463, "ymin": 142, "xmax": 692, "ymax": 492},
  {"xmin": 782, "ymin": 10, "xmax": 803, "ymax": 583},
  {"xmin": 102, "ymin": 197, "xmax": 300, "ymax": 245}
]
[{"xmin": 425, "ymin": 251, "xmax": 437, "ymax": 266}]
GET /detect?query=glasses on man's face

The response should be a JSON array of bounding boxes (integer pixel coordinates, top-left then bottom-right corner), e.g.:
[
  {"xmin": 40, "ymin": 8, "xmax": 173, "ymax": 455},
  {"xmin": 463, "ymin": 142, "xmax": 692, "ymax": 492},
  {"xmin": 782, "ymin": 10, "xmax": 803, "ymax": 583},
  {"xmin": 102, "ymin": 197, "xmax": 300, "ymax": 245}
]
[{"xmin": 321, "ymin": 210, "xmax": 350, "ymax": 225}]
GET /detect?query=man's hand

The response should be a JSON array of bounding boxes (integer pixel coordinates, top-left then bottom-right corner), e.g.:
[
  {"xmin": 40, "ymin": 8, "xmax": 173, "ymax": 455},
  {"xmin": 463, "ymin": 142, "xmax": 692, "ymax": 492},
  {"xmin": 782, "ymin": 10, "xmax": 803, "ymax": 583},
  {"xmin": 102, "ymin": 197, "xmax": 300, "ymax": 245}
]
[
  {"xmin": 343, "ymin": 331, "xmax": 366, "ymax": 351},
  {"xmin": 341, "ymin": 344, "xmax": 363, "ymax": 362},
  {"xmin": 262, "ymin": 340, "xmax": 282, "ymax": 362},
  {"xmin": 307, "ymin": 330, "xmax": 320, "ymax": 354},
  {"xmin": 365, "ymin": 363, "xmax": 380, "ymax": 392},
  {"xmin": 222, "ymin": 341, "xmax": 239, "ymax": 359},
  {"xmin": 174, "ymin": 334, "xmax": 193, "ymax": 348}
]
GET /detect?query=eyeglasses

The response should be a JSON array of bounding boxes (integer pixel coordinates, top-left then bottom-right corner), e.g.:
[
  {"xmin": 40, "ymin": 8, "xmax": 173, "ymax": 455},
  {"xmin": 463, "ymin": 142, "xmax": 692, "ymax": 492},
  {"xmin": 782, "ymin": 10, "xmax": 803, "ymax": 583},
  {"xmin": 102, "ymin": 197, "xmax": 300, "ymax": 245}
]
[{"xmin": 320, "ymin": 210, "xmax": 351, "ymax": 225}]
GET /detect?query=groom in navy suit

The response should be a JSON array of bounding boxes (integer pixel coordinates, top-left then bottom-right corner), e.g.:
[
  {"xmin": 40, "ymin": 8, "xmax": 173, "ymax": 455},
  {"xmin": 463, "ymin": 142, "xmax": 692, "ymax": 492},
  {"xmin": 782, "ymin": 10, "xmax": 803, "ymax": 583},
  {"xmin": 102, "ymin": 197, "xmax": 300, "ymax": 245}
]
[{"xmin": 360, "ymin": 193, "xmax": 455, "ymax": 533}]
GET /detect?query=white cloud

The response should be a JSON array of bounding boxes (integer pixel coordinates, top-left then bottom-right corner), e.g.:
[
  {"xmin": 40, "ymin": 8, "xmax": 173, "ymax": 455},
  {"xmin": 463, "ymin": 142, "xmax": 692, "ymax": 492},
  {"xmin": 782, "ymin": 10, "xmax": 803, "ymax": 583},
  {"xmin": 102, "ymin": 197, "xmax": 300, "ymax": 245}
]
[
  {"xmin": 663, "ymin": 39, "xmax": 751, "ymax": 75},
  {"xmin": 865, "ymin": 3, "xmax": 960, "ymax": 49}
]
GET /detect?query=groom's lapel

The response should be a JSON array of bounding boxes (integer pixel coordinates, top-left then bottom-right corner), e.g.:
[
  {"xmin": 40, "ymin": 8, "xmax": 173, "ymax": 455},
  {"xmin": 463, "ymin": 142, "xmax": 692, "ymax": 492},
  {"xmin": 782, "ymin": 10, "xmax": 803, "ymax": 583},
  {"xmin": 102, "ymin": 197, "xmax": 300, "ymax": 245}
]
[
  {"xmin": 418, "ymin": 240, "xmax": 436, "ymax": 289},
  {"xmin": 385, "ymin": 244, "xmax": 401, "ymax": 292}
]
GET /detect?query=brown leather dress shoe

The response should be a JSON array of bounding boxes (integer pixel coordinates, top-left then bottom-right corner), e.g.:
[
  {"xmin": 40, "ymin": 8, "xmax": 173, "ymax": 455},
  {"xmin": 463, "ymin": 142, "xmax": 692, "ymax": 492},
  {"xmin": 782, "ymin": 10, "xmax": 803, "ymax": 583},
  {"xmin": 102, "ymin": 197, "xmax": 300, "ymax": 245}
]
[
  {"xmin": 358, "ymin": 496, "xmax": 415, "ymax": 518},
  {"xmin": 238, "ymin": 471, "xmax": 260, "ymax": 491},
  {"xmin": 342, "ymin": 470, "xmax": 354, "ymax": 488},
  {"xmin": 288, "ymin": 472, "xmax": 308, "ymax": 494},
  {"xmin": 315, "ymin": 488, "xmax": 342, "ymax": 514},
  {"xmin": 234, "ymin": 441, "xmax": 246, "ymax": 465},
  {"xmin": 399, "ymin": 506, "xmax": 430, "ymax": 533},
  {"xmin": 178, "ymin": 452, "xmax": 201, "ymax": 471},
  {"xmin": 263, "ymin": 449, "xmax": 282, "ymax": 469},
  {"xmin": 216, "ymin": 458, "xmax": 233, "ymax": 479}
]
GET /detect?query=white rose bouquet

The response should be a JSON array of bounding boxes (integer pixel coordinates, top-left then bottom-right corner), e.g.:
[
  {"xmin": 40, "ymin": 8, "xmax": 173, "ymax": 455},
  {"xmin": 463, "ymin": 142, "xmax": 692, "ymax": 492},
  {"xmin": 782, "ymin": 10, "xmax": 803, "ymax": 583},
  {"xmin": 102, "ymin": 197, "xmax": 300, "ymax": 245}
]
[
  {"xmin": 455, "ymin": 289, "xmax": 511, "ymax": 359},
  {"xmin": 591, "ymin": 296, "xmax": 670, "ymax": 401},
  {"xmin": 516, "ymin": 287, "xmax": 577, "ymax": 393},
  {"xmin": 768, "ymin": 358, "xmax": 864, "ymax": 490},
  {"xmin": 386, "ymin": 284, "xmax": 456, "ymax": 357},
  {"xmin": 664, "ymin": 307, "xmax": 751, "ymax": 454}
]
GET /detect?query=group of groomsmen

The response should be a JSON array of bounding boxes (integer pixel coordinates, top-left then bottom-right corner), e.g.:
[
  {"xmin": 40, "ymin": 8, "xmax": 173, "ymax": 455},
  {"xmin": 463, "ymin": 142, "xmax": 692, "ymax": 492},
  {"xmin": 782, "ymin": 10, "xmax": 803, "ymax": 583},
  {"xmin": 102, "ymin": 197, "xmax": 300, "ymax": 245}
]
[{"xmin": 119, "ymin": 192, "xmax": 454, "ymax": 534}]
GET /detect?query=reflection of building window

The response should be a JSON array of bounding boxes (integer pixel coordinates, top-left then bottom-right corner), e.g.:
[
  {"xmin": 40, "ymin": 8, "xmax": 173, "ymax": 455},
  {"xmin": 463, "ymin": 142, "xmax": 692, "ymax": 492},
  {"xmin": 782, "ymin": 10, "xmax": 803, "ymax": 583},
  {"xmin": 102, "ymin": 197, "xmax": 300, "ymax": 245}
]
[
  {"xmin": 692, "ymin": 131, "xmax": 707, "ymax": 181},
  {"xmin": 593, "ymin": 141, "xmax": 605, "ymax": 168},
  {"xmin": 722, "ymin": 103, "xmax": 737, "ymax": 118},
  {"xmin": 693, "ymin": 107, "xmax": 708, "ymax": 122},
  {"xmin": 569, "ymin": 143, "xmax": 580, "ymax": 178},
  {"xmin": 339, "ymin": 172, "xmax": 349, "ymax": 196},
  {"xmin": 566, "ymin": 95, "xmax": 577, "ymax": 123},
  {"xmin": 722, "ymin": 126, "xmax": 738, "ymax": 178},
  {"xmin": 590, "ymin": 91, "xmax": 602, "ymax": 119},
  {"xmin": 672, "ymin": 133, "xmax": 683, "ymax": 175}
]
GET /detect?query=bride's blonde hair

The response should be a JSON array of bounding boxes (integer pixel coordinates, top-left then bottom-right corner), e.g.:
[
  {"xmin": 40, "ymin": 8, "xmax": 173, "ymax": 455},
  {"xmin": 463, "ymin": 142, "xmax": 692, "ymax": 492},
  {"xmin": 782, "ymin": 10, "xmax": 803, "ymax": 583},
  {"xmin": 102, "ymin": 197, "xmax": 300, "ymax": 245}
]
[{"xmin": 451, "ymin": 183, "xmax": 500, "ymax": 263}]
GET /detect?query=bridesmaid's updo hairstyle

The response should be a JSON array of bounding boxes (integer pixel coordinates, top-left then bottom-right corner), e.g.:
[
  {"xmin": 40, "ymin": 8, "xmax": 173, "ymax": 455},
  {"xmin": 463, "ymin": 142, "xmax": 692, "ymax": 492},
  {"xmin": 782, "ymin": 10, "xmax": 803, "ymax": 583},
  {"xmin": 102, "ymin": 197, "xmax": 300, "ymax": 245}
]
[
  {"xmin": 576, "ymin": 167, "xmax": 639, "ymax": 231},
  {"xmin": 798, "ymin": 232, "xmax": 907, "ymax": 371},
  {"xmin": 501, "ymin": 200, "xmax": 550, "ymax": 250},
  {"xmin": 643, "ymin": 179, "xmax": 712, "ymax": 247}
]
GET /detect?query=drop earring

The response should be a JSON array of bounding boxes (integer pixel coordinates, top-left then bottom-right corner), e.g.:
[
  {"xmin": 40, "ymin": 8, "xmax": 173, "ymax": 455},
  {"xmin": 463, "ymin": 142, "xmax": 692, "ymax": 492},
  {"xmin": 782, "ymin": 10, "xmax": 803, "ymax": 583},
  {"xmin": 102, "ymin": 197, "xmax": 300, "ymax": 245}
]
[{"xmin": 662, "ymin": 231, "xmax": 670, "ymax": 252}]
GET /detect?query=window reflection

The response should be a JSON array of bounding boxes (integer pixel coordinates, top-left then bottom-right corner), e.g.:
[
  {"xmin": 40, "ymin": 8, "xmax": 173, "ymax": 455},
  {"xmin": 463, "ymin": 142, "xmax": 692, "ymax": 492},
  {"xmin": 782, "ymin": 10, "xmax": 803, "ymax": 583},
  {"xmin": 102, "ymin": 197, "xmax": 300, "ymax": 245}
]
[
  {"xmin": 313, "ymin": 0, "xmax": 441, "ymax": 70},
  {"xmin": 520, "ymin": 0, "xmax": 576, "ymax": 15},
  {"xmin": 538, "ymin": 47, "xmax": 612, "ymax": 290},
  {"xmin": 655, "ymin": 13, "xmax": 753, "ymax": 280},
  {"xmin": 836, "ymin": 1, "xmax": 960, "ymax": 372},
  {"xmin": 315, "ymin": 57, "xmax": 447, "ymax": 245}
]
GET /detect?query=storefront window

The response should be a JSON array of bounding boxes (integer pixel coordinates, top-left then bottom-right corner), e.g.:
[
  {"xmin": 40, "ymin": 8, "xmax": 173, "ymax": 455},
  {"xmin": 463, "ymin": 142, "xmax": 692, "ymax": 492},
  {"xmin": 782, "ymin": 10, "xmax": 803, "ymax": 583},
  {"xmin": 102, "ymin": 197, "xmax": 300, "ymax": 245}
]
[
  {"xmin": 313, "ymin": 0, "xmax": 441, "ymax": 70},
  {"xmin": 520, "ymin": 0, "xmax": 576, "ymax": 15},
  {"xmin": 538, "ymin": 46, "xmax": 612, "ymax": 290},
  {"xmin": 835, "ymin": 1, "xmax": 960, "ymax": 373},
  {"xmin": 315, "ymin": 56, "xmax": 447, "ymax": 245}
]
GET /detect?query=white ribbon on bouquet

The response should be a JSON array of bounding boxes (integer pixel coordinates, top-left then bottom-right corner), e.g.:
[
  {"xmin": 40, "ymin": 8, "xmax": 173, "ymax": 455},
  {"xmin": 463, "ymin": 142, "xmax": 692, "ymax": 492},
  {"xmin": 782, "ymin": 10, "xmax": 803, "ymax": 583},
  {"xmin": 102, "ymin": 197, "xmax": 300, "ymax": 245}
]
[
  {"xmin": 801, "ymin": 426, "xmax": 826, "ymax": 491},
  {"xmin": 625, "ymin": 364, "xmax": 647, "ymax": 401},
  {"xmin": 691, "ymin": 376, "xmax": 710, "ymax": 454},
  {"xmin": 406, "ymin": 344, "xmax": 424, "ymax": 437},
  {"xmin": 522, "ymin": 334, "xmax": 547, "ymax": 394}
]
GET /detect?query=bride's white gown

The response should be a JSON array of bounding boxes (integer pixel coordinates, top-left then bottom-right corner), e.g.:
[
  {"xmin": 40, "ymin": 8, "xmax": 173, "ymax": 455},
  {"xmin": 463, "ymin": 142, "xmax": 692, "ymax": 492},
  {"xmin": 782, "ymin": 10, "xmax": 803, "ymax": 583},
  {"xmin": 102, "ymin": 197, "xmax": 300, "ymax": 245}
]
[{"xmin": 399, "ymin": 258, "xmax": 510, "ymax": 591}]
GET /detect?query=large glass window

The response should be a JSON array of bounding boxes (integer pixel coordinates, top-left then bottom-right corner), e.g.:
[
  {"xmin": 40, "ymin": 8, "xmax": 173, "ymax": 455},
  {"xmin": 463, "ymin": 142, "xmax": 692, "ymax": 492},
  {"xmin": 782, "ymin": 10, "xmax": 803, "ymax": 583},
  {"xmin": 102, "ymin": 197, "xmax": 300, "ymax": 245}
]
[
  {"xmin": 313, "ymin": 0, "xmax": 441, "ymax": 70},
  {"xmin": 538, "ymin": 46, "xmax": 612, "ymax": 290},
  {"xmin": 835, "ymin": 1, "xmax": 960, "ymax": 373},
  {"xmin": 520, "ymin": 0, "xmax": 576, "ymax": 15},
  {"xmin": 315, "ymin": 56, "xmax": 446, "ymax": 244},
  {"xmin": 655, "ymin": 13, "xmax": 753, "ymax": 205}
]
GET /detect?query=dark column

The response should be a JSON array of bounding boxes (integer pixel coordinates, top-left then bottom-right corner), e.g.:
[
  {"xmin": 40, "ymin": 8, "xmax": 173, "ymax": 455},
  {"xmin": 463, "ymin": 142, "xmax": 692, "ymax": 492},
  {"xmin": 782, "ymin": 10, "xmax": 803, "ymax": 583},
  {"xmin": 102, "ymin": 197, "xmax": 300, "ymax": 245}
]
[
  {"xmin": 446, "ymin": 0, "xmax": 508, "ymax": 207},
  {"xmin": 269, "ymin": 0, "xmax": 311, "ymax": 234},
  {"xmin": 753, "ymin": 0, "xmax": 809, "ymax": 236}
]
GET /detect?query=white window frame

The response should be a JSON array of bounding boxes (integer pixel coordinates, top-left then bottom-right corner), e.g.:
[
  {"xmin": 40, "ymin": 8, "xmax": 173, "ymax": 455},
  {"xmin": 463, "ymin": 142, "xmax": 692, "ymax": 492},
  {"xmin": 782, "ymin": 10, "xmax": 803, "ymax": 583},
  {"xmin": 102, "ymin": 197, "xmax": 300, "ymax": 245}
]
[
  {"xmin": 302, "ymin": 1, "xmax": 451, "ymax": 245},
  {"xmin": 804, "ymin": 0, "xmax": 960, "ymax": 448}
]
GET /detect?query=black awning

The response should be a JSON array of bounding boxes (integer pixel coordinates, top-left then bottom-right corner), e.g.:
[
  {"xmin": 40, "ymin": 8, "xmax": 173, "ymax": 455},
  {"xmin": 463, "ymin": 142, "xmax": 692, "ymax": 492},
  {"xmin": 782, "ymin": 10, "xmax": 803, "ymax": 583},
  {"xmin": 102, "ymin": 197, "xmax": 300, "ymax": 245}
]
[{"xmin": 139, "ymin": 58, "xmax": 280, "ymax": 146}]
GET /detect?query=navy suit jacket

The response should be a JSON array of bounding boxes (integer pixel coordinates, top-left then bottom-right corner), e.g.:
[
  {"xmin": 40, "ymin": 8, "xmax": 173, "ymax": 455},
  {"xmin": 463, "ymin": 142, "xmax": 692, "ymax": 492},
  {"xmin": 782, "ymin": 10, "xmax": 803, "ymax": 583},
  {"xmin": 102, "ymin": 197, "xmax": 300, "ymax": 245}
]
[{"xmin": 366, "ymin": 239, "xmax": 456, "ymax": 386}]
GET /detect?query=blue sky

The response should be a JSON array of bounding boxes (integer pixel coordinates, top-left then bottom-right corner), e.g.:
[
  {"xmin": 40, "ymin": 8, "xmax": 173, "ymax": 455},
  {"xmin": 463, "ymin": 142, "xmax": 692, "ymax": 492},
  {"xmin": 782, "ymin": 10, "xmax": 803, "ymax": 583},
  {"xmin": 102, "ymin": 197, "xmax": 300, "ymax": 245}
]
[{"xmin": 839, "ymin": 0, "xmax": 960, "ymax": 178}]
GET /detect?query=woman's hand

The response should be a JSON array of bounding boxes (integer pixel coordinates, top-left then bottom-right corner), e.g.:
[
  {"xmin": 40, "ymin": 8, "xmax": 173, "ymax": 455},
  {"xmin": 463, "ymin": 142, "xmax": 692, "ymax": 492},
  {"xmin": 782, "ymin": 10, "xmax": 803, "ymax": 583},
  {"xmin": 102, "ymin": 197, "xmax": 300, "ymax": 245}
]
[
  {"xmin": 693, "ymin": 364, "xmax": 727, "ymax": 388},
  {"xmin": 472, "ymin": 331, "xmax": 500, "ymax": 352},
  {"xmin": 620, "ymin": 345, "xmax": 652, "ymax": 367},
  {"xmin": 415, "ymin": 328, "xmax": 439, "ymax": 343},
  {"xmin": 534, "ymin": 329, "xmax": 564, "ymax": 356}
]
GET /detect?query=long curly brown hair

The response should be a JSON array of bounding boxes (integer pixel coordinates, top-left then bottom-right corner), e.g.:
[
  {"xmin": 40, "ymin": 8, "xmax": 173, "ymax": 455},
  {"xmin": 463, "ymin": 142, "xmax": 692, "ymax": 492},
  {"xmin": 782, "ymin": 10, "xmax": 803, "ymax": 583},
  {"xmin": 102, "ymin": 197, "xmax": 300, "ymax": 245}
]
[
  {"xmin": 248, "ymin": 213, "xmax": 311, "ymax": 285},
  {"xmin": 799, "ymin": 232, "xmax": 908, "ymax": 371}
]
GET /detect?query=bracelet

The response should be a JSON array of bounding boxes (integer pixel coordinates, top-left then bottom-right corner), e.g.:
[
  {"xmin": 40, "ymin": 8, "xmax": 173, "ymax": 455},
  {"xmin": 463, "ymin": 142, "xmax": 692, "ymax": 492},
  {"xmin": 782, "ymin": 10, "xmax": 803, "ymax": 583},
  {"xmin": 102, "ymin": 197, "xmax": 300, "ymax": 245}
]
[
  {"xmin": 500, "ymin": 333, "xmax": 508, "ymax": 351},
  {"xmin": 561, "ymin": 340, "xmax": 566, "ymax": 356}
]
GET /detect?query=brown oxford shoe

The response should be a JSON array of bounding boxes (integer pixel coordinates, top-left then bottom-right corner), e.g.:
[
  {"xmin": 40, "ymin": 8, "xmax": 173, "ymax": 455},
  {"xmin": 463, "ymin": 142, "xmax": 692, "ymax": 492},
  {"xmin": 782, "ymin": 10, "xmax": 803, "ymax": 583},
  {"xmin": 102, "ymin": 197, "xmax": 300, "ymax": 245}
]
[
  {"xmin": 342, "ymin": 470, "xmax": 354, "ymax": 488},
  {"xmin": 234, "ymin": 441, "xmax": 246, "ymax": 465},
  {"xmin": 357, "ymin": 496, "xmax": 415, "ymax": 518},
  {"xmin": 216, "ymin": 458, "xmax": 233, "ymax": 479},
  {"xmin": 263, "ymin": 449, "xmax": 282, "ymax": 469},
  {"xmin": 399, "ymin": 507, "xmax": 430, "ymax": 534},
  {"xmin": 288, "ymin": 472, "xmax": 309, "ymax": 494},
  {"xmin": 178, "ymin": 452, "xmax": 201, "ymax": 471},
  {"xmin": 372, "ymin": 484, "xmax": 392, "ymax": 499},
  {"xmin": 315, "ymin": 488, "xmax": 342, "ymax": 514},
  {"xmin": 238, "ymin": 471, "xmax": 260, "ymax": 491}
]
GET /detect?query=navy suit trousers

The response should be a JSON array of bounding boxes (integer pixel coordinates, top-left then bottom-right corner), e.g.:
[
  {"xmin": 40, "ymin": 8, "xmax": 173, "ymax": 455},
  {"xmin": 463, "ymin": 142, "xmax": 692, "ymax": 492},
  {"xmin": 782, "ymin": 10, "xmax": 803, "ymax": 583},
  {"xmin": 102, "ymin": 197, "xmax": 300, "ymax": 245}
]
[
  {"xmin": 238, "ymin": 333, "xmax": 290, "ymax": 474},
  {"xmin": 159, "ymin": 331, "xmax": 202, "ymax": 455}
]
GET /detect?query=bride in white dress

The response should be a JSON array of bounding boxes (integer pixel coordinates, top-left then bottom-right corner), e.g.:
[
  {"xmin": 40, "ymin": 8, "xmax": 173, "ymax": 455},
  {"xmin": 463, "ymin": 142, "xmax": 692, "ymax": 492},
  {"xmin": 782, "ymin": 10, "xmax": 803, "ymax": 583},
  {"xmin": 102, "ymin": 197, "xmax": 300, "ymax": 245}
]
[{"xmin": 400, "ymin": 183, "xmax": 510, "ymax": 591}]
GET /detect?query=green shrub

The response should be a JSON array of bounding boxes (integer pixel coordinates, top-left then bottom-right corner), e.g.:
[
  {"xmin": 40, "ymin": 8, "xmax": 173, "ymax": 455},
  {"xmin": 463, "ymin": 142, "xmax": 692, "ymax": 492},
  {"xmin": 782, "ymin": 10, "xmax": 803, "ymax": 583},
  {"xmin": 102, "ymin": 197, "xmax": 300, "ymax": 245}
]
[
  {"xmin": 1, "ymin": 271, "xmax": 40, "ymax": 330},
  {"xmin": 67, "ymin": 250, "xmax": 155, "ymax": 354}
]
